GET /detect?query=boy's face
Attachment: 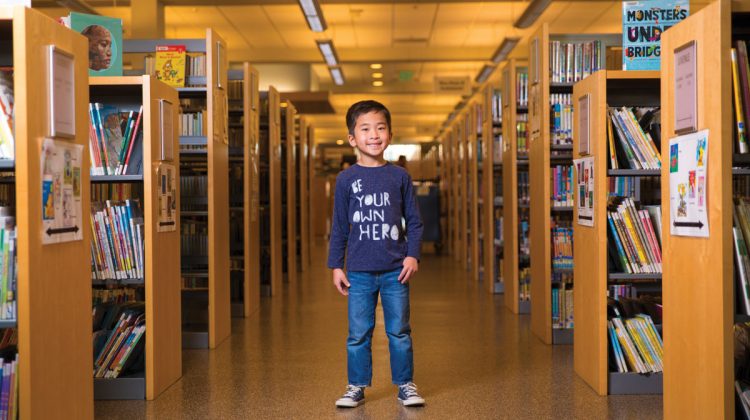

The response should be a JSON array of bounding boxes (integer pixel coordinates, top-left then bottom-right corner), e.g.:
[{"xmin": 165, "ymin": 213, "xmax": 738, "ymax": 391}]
[{"xmin": 348, "ymin": 111, "xmax": 391, "ymax": 160}]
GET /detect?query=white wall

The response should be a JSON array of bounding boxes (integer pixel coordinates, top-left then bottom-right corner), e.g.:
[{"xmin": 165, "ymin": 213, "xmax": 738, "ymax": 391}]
[{"xmin": 254, "ymin": 64, "xmax": 312, "ymax": 92}]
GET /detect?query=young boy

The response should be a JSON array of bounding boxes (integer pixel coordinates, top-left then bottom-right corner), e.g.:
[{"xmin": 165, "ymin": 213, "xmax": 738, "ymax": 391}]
[{"xmin": 328, "ymin": 100, "xmax": 425, "ymax": 408}]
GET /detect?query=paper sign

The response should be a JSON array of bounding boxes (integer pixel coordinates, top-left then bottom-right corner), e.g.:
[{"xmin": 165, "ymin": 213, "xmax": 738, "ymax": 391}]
[
  {"xmin": 669, "ymin": 129, "xmax": 709, "ymax": 237},
  {"xmin": 41, "ymin": 138, "xmax": 83, "ymax": 244},
  {"xmin": 48, "ymin": 46, "xmax": 76, "ymax": 138},
  {"xmin": 157, "ymin": 163, "xmax": 177, "ymax": 232},
  {"xmin": 574, "ymin": 156, "xmax": 595, "ymax": 227},
  {"xmin": 674, "ymin": 41, "xmax": 698, "ymax": 134}
]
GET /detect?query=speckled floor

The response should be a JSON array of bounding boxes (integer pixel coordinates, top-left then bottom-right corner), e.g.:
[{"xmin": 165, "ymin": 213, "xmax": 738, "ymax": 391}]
[{"xmin": 95, "ymin": 243, "xmax": 662, "ymax": 419}]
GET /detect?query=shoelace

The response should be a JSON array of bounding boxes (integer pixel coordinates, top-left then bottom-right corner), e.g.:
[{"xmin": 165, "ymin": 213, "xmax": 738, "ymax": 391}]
[
  {"xmin": 343, "ymin": 385, "xmax": 362, "ymax": 399},
  {"xmin": 400, "ymin": 383, "xmax": 419, "ymax": 397}
]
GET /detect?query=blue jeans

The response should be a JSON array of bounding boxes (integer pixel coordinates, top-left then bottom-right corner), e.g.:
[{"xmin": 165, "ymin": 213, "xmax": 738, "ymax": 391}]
[{"xmin": 347, "ymin": 268, "xmax": 414, "ymax": 387}]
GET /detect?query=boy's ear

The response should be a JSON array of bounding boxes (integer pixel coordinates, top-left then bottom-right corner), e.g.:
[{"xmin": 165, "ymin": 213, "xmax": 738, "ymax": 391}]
[{"xmin": 347, "ymin": 134, "xmax": 356, "ymax": 147}]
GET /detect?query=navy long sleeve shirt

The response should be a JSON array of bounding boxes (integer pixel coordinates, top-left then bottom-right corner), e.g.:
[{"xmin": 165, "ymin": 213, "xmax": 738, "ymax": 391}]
[{"xmin": 327, "ymin": 163, "xmax": 424, "ymax": 272}]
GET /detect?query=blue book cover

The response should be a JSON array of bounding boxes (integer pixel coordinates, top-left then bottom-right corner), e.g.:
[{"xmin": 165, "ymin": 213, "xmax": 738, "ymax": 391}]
[
  {"xmin": 69, "ymin": 12, "xmax": 123, "ymax": 77},
  {"xmin": 622, "ymin": 0, "xmax": 689, "ymax": 71}
]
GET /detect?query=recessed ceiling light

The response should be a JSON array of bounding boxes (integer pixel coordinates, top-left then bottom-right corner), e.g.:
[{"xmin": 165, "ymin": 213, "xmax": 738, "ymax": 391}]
[
  {"xmin": 372, "ymin": 72, "xmax": 383, "ymax": 79},
  {"xmin": 316, "ymin": 40, "xmax": 339, "ymax": 66},
  {"xmin": 370, "ymin": 63, "xmax": 383, "ymax": 69},
  {"xmin": 372, "ymin": 80, "xmax": 384, "ymax": 87},
  {"xmin": 329, "ymin": 67, "xmax": 345, "ymax": 86},
  {"xmin": 336, "ymin": 139, "xmax": 345, "ymax": 145}
]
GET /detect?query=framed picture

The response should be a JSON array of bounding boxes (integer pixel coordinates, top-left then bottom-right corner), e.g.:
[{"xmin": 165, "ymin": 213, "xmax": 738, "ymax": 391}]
[
  {"xmin": 47, "ymin": 45, "xmax": 76, "ymax": 139},
  {"xmin": 160, "ymin": 99, "xmax": 174, "ymax": 161},
  {"xmin": 674, "ymin": 40, "xmax": 698, "ymax": 135},
  {"xmin": 578, "ymin": 94, "xmax": 590, "ymax": 155}
]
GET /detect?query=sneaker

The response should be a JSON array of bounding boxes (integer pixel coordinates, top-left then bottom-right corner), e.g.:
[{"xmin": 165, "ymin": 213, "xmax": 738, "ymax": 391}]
[
  {"xmin": 397, "ymin": 382, "xmax": 425, "ymax": 406},
  {"xmin": 335, "ymin": 385, "xmax": 365, "ymax": 408}
]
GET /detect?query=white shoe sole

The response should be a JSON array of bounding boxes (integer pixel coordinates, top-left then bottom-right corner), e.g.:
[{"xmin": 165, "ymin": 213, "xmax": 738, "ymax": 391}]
[
  {"xmin": 399, "ymin": 397, "xmax": 425, "ymax": 407},
  {"xmin": 336, "ymin": 399, "xmax": 363, "ymax": 408}
]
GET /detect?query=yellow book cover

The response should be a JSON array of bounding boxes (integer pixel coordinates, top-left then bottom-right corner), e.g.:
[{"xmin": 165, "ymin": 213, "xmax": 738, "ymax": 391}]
[
  {"xmin": 625, "ymin": 319, "xmax": 656, "ymax": 372},
  {"xmin": 155, "ymin": 45, "xmax": 186, "ymax": 88}
]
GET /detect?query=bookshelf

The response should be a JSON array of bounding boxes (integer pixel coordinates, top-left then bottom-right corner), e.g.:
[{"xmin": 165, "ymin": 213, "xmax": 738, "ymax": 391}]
[
  {"xmin": 227, "ymin": 64, "xmax": 260, "ymax": 318},
  {"xmin": 305, "ymin": 122, "xmax": 315, "ymax": 259},
  {"xmin": 442, "ymin": 129, "xmax": 454, "ymax": 257},
  {"xmin": 571, "ymin": 70, "xmax": 662, "ymax": 396},
  {"xmin": 260, "ymin": 87, "xmax": 283, "ymax": 296},
  {"xmin": 124, "ymin": 30, "xmax": 231, "ymax": 349},
  {"xmin": 297, "ymin": 116, "xmax": 310, "ymax": 270},
  {"xmin": 453, "ymin": 118, "xmax": 467, "ymax": 265},
  {"xmin": 89, "ymin": 76, "xmax": 182, "ymax": 400},
  {"xmin": 659, "ymin": 1, "xmax": 750, "ymax": 417},
  {"xmin": 501, "ymin": 59, "xmax": 531, "ymax": 314},
  {"xmin": 527, "ymin": 23, "xmax": 621, "ymax": 344},
  {"xmin": 0, "ymin": 6, "xmax": 93, "ymax": 417},
  {"xmin": 469, "ymin": 99, "xmax": 480, "ymax": 282},
  {"xmin": 481, "ymin": 85, "xmax": 504, "ymax": 294},
  {"xmin": 281, "ymin": 100, "xmax": 298, "ymax": 284}
]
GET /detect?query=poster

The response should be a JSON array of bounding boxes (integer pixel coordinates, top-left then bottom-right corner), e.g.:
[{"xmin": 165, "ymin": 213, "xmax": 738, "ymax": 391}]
[
  {"xmin": 41, "ymin": 138, "xmax": 83, "ymax": 244},
  {"xmin": 669, "ymin": 129, "xmax": 709, "ymax": 237},
  {"xmin": 157, "ymin": 163, "xmax": 177, "ymax": 232},
  {"xmin": 622, "ymin": 0, "xmax": 689, "ymax": 70},
  {"xmin": 574, "ymin": 157, "xmax": 595, "ymax": 227}
]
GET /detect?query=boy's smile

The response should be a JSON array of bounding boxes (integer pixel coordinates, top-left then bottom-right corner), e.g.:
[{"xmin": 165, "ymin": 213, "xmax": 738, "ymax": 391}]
[{"xmin": 348, "ymin": 111, "xmax": 391, "ymax": 166}]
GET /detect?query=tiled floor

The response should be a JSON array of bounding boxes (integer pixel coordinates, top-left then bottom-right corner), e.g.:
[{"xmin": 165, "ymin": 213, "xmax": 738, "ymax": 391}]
[{"xmin": 95, "ymin": 244, "xmax": 662, "ymax": 419}]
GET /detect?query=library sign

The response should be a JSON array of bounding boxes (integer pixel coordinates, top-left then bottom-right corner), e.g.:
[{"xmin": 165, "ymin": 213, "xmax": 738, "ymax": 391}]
[{"xmin": 622, "ymin": 0, "xmax": 689, "ymax": 71}]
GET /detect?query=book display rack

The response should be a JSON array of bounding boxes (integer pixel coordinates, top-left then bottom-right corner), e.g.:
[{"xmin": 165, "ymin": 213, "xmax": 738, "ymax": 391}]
[
  {"xmin": 572, "ymin": 70, "xmax": 663, "ymax": 396},
  {"xmin": 527, "ymin": 23, "xmax": 621, "ymax": 345},
  {"xmin": 501, "ymin": 59, "xmax": 531, "ymax": 313},
  {"xmin": 0, "ymin": 6, "xmax": 92, "ymax": 416},
  {"xmin": 124, "ymin": 30, "xmax": 230, "ymax": 350}
]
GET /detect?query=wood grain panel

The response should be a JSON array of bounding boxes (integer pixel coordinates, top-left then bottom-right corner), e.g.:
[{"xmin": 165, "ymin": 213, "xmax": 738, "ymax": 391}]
[
  {"xmin": 502, "ymin": 60, "xmax": 524, "ymax": 313},
  {"xmin": 469, "ymin": 103, "xmax": 480, "ymax": 282},
  {"xmin": 207, "ymin": 28, "xmax": 231, "ymax": 349},
  {"xmin": 661, "ymin": 2, "xmax": 733, "ymax": 418},
  {"xmin": 299, "ymin": 116, "xmax": 310, "ymax": 270},
  {"xmin": 482, "ymin": 86, "xmax": 495, "ymax": 294},
  {"xmin": 245, "ymin": 64, "xmax": 260, "ymax": 317},
  {"xmin": 12, "ymin": 6, "xmax": 94, "ymax": 418},
  {"xmin": 284, "ymin": 102, "xmax": 297, "ymax": 284},
  {"xmin": 529, "ymin": 24, "xmax": 553, "ymax": 344},
  {"xmin": 269, "ymin": 87, "xmax": 283, "ymax": 296},
  {"xmin": 572, "ymin": 70, "xmax": 608, "ymax": 396}
]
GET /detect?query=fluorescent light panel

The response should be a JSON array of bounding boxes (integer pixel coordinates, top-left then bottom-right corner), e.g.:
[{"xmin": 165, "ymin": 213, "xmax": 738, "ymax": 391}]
[
  {"xmin": 514, "ymin": 0, "xmax": 552, "ymax": 29},
  {"xmin": 329, "ymin": 67, "xmax": 345, "ymax": 86},
  {"xmin": 317, "ymin": 40, "xmax": 339, "ymax": 66},
  {"xmin": 492, "ymin": 37, "xmax": 520, "ymax": 64},
  {"xmin": 475, "ymin": 64, "xmax": 496, "ymax": 83},
  {"xmin": 298, "ymin": 0, "xmax": 328, "ymax": 32}
]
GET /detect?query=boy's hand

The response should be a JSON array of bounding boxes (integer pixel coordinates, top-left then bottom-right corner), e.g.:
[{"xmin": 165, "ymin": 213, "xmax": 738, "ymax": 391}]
[
  {"xmin": 399, "ymin": 257, "xmax": 419, "ymax": 284},
  {"xmin": 332, "ymin": 268, "xmax": 350, "ymax": 296}
]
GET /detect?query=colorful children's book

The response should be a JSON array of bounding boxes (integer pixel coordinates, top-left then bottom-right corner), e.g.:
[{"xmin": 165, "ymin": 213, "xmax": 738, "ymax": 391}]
[
  {"xmin": 67, "ymin": 13, "xmax": 123, "ymax": 76},
  {"xmin": 155, "ymin": 45, "xmax": 187, "ymax": 87}
]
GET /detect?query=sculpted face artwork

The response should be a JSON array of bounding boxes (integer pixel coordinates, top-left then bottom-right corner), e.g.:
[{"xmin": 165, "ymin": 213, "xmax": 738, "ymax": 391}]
[{"xmin": 82, "ymin": 25, "xmax": 112, "ymax": 71}]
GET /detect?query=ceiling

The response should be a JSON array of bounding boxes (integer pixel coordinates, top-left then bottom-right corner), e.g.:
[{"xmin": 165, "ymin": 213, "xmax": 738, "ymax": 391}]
[{"xmin": 35, "ymin": 0, "xmax": 712, "ymax": 144}]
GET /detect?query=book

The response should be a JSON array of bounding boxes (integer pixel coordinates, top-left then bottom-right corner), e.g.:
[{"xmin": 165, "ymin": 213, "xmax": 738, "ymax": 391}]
[
  {"xmin": 0, "ymin": 213, "xmax": 16, "ymax": 322},
  {"xmin": 90, "ymin": 200, "xmax": 144, "ymax": 283},
  {"xmin": 88, "ymin": 104, "xmax": 143, "ymax": 176},
  {"xmin": 93, "ymin": 303, "xmax": 145, "ymax": 378},
  {"xmin": 608, "ymin": 199, "xmax": 661, "ymax": 274},
  {"xmin": 0, "ymin": 70, "xmax": 13, "ymax": 161},
  {"xmin": 66, "ymin": 12, "xmax": 123, "ymax": 76},
  {"xmin": 732, "ymin": 48, "xmax": 750, "ymax": 154},
  {"xmin": 155, "ymin": 45, "xmax": 187, "ymax": 88}
]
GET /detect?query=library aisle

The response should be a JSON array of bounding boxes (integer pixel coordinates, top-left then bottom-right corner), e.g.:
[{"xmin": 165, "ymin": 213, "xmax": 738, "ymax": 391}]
[{"xmin": 95, "ymin": 242, "xmax": 660, "ymax": 419}]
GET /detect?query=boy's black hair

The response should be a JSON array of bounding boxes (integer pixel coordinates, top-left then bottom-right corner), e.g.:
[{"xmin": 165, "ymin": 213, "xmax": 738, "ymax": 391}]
[{"xmin": 346, "ymin": 100, "xmax": 391, "ymax": 136}]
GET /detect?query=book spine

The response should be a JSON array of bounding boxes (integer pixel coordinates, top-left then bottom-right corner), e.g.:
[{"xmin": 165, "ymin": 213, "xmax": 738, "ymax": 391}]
[
  {"xmin": 625, "ymin": 199, "xmax": 657, "ymax": 271},
  {"xmin": 609, "ymin": 109, "xmax": 640, "ymax": 169},
  {"xmin": 619, "ymin": 201, "xmax": 653, "ymax": 272},
  {"xmin": 731, "ymin": 49, "xmax": 749, "ymax": 154},
  {"xmin": 613, "ymin": 212, "xmax": 642, "ymax": 273},
  {"xmin": 737, "ymin": 41, "xmax": 750, "ymax": 135}
]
